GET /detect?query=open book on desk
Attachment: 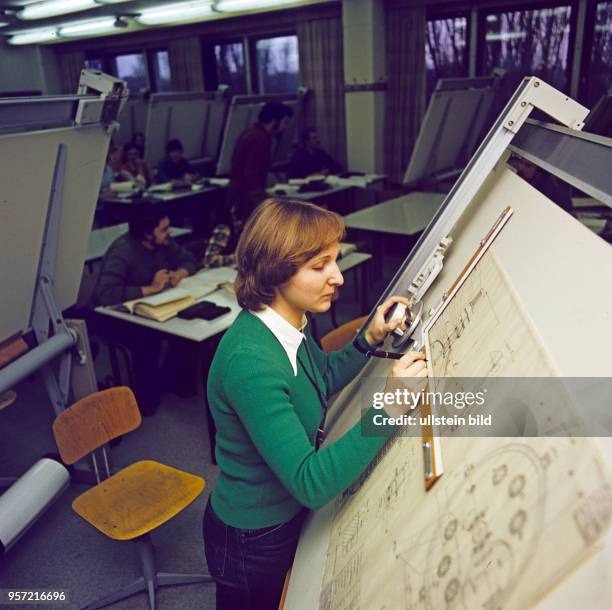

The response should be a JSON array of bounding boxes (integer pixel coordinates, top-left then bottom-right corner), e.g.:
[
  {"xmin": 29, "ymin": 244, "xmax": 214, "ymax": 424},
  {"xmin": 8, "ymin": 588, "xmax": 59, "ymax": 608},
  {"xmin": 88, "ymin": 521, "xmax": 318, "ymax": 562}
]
[{"xmin": 114, "ymin": 268, "xmax": 237, "ymax": 322}]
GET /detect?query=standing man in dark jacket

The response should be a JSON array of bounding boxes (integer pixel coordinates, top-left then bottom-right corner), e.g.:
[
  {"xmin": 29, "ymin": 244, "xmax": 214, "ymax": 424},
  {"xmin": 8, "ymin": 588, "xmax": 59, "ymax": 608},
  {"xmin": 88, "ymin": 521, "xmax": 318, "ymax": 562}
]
[{"xmin": 227, "ymin": 102, "xmax": 293, "ymax": 220}]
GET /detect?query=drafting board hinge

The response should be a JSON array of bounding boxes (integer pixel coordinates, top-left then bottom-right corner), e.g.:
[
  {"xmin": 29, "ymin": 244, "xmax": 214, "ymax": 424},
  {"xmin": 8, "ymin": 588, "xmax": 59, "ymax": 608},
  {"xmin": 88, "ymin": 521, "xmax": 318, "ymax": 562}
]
[{"xmin": 504, "ymin": 77, "xmax": 589, "ymax": 134}]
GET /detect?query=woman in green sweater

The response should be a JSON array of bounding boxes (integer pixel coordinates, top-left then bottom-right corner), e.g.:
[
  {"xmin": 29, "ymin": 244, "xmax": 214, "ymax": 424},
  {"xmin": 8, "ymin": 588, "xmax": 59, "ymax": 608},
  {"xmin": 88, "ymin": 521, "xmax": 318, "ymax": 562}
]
[{"xmin": 203, "ymin": 198, "xmax": 427, "ymax": 609}]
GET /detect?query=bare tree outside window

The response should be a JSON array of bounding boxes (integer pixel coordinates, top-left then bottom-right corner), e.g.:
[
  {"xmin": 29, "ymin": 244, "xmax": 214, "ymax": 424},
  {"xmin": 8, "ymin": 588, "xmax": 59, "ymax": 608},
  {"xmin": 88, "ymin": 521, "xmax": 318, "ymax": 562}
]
[
  {"xmin": 255, "ymin": 35, "xmax": 299, "ymax": 94},
  {"xmin": 426, "ymin": 16, "xmax": 468, "ymax": 98},
  {"xmin": 154, "ymin": 50, "xmax": 172, "ymax": 92},
  {"xmin": 588, "ymin": 2, "xmax": 612, "ymax": 105},
  {"xmin": 115, "ymin": 53, "xmax": 148, "ymax": 93},
  {"xmin": 215, "ymin": 43, "xmax": 247, "ymax": 94},
  {"xmin": 483, "ymin": 6, "xmax": 572, "ymax": 92}
]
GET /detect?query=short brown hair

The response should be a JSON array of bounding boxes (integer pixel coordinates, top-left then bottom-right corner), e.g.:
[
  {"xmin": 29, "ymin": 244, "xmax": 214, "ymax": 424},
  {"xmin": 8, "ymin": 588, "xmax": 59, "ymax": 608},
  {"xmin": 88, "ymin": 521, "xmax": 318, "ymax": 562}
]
[{"xmin": 235, "ymin": 198, "xmax": 345, "ymax": 310}]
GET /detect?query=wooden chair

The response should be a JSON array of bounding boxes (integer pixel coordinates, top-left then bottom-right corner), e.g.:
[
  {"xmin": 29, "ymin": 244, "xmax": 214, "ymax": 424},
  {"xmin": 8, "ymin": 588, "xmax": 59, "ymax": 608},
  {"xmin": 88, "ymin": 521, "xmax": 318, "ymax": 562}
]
[
  {"xmin": 320, "ymin": 316, "xmax": 368, "ymax": 353},
  {"xmin": 52, "ymin": 387, "xmax": 212, "ymax": 610}
]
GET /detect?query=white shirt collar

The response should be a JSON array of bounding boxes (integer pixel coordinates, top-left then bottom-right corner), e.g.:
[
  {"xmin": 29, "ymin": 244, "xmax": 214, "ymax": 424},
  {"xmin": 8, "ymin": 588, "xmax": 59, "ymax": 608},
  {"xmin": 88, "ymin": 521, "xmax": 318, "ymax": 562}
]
[{"xmin": 251, "ymin": 306, "xmax": 306, "ymax": 376}]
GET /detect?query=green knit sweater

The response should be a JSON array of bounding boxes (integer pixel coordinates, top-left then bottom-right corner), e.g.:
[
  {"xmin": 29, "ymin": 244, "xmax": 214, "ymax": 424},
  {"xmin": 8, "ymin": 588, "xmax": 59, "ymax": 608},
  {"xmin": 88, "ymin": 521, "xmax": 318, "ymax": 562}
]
[{"xmin": 207, "ymin": 309, "xmax": 392, "ymax": 529}]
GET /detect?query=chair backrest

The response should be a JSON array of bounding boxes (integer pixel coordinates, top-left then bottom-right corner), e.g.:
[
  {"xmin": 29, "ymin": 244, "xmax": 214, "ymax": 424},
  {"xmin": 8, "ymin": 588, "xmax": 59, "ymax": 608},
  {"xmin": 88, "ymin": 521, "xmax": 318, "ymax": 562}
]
[
  {"xmin": 53, "ymin": 387, "xmax": 142, "ymax": 465},
  {"xmin": 320, "ymin": 316, "xmax": 368, "ymax": 353}
]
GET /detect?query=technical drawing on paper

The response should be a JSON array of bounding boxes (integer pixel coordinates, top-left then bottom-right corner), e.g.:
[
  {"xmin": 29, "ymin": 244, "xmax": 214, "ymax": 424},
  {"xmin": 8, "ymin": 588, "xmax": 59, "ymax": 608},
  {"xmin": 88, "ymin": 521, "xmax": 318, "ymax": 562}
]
[
  {"xmin": 320, "ymin": 436, "xmax": 612, "ymax": 610},
  {"xmin": 319, "ymin": 247, "xmax": 612, "ymax": 610},
  {"xmin": 425, "ymin": 249, "xmax": 556, "ymax": 379}
]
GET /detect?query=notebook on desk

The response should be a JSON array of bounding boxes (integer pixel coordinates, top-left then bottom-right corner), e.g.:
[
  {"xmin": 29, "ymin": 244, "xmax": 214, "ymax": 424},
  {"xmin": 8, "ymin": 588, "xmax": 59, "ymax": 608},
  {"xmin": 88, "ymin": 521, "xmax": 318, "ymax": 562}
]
[
  {"xmin": 112, "ymin": 269, "xmax": 237, "ymax": 322},
  {"xmin": 114, "ymin": 276, "xmax": 221, "ymax": 322}
]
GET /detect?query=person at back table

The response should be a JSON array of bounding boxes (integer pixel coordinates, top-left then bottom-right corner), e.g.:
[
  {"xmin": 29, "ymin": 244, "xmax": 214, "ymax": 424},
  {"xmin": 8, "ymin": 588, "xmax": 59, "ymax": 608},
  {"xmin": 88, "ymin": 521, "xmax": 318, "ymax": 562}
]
[
  {"xmin": 93, "ymin": 205, "xmax": 198, "ymax": 414},
  {"xmin": 122, "ymin": 142, "xmax": 154, "ymax": 188},
  {"xmin": 287, "ymin": 127, "xmax": 343, "ymax": 179},
  {"xmin": 228, "ymin": 101, "xmax": 293, "ymax": 220},
  {"xmin": 94, "ymin": 205, "xmax": 197, "ymax": 306},
  {"xmin": 157, "ymin": 139, "xmax": 197, "ymax": 183}
]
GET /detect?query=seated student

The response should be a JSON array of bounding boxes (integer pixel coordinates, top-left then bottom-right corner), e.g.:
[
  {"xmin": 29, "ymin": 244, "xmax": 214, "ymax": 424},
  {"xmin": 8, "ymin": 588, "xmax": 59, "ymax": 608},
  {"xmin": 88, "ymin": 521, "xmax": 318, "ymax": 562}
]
[
  {"xmin": 287, "ymin": 127, "xmax": 343, "ymax": 179},
  {"xmin": 157, "ymin": 139, "xmax": 197, "ymax": 183},
  {"xmin": 515, "ymin": 156, "xmax": 574, "ymax": 215},
  {"xmin": 200, "ymin": 206, "xmax": 245, "ymax": 269},
  {"xmin": 98, "ymin": 143, "xmax": 124, "ymax": 200},
  {"xmin": 131, "ymin": 131, "xmax": 146, "ymax": 158},
  {"xmin": 203, "ymin": 198, "xmax": 426, "ymax": 609},
  {"xmin": 93, "ymin": 206, "xmax": 198, "ymax": 413},
  {"xmin": 121, "ymin": 142, "xmax": 153, "ymax": 188}
]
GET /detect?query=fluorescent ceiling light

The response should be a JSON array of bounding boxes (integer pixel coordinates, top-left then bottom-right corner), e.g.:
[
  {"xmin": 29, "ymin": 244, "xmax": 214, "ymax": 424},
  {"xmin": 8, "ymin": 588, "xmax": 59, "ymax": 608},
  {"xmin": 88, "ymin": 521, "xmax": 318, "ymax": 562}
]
[
  {"xmin": 18, "ymin": 0, "xmax": 95, "ymax": 21},
  {"xmin": 215, "ymin": 0, "xmax": 293, "ymax": 12},
  {"xmin": 7, "ymin": 27, "xmax": 58, "ymax": 44},
  {"xmin": 137, "ymin": 1, "xmax": 214, "ymax": 26},
  {"xmin": 59, "ymin": 17, "xmax": 117, "ymax": 37}
]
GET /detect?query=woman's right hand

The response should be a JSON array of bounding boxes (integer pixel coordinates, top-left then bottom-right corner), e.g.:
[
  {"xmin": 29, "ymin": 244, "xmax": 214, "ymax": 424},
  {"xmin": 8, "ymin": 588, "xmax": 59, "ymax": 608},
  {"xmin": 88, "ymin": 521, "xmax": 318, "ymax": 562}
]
[{"xmin": 383, "ymin": 351, "xmax": 428, "ymax": 418}]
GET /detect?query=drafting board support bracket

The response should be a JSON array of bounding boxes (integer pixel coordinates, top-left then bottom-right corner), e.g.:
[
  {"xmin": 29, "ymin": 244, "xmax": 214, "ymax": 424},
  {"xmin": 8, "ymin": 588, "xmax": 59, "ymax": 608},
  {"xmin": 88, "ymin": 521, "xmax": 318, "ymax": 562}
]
[
  {"xmin": 504, "ymin": 78, "xmax": 588, "ymax": 134},
  {"xmin": 0, "ymin": 143, "xmax": 79, "ymax": 414}
]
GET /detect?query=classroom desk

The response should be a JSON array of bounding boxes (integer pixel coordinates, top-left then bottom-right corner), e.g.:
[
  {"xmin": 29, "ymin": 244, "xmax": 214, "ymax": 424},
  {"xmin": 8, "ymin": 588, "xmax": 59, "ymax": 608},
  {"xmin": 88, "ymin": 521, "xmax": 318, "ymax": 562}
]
[
  {"xmin": 343, "ymin": 191, "xmax": 446, "ymax": 236},
  {"xmin": 103, "ymin": 184, "xmax": 224, "ymax": 234},
  {"xmin": 269, "ymin": 174, "xmax": 386, "ymax": 214},
  {"xmin": 86, "ymin": 224, "xmax": 192, "ymax": 266}
]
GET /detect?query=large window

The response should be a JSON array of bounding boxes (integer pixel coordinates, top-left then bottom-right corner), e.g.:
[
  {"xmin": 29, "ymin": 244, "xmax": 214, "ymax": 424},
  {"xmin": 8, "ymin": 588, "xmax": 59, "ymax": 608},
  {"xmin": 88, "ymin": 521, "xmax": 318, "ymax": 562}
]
[
  {"xmin": 114, "ymin": 53, "xmax": 148, "ymax": 93},
  {"xmin": 481, "ymin": 5, "xmax": 572, "ymax": 92},
  {"xmin": 587, "ymin": 2, "xmax": 612, "ymax": 105},
  {"xmin": 215, "ymin": 42, "xmax": 247, "ymax": 94},
  {"xmin": 254, "ymin": 35, "xmax": 299, "ymax": 94},
  {"xmin": 426, "ymin": 15, "xmax": 469, "ymax": 97}
]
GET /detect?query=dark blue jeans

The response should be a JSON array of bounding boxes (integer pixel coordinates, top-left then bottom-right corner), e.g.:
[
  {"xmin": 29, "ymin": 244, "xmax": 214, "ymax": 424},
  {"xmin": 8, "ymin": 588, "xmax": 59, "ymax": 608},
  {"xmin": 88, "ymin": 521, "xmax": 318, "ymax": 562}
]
[{"xmin": 203, "ymin": 499, "xmax": 306, "ymax": 610}]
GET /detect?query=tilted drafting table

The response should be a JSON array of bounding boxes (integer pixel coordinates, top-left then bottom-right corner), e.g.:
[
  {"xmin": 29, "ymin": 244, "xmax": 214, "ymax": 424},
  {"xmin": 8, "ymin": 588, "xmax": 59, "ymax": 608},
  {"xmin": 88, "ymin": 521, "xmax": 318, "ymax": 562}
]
[{"xmin": 284, "ymin": 77, "xmax": 612, "ymax": 610}]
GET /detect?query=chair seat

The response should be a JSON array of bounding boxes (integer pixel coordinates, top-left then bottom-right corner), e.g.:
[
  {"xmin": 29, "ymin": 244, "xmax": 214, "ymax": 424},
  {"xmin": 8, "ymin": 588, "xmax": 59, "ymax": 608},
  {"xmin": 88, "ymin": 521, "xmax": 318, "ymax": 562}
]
[{"xmin": 72, "ymin": 460, "xmax": 204, "ymax": 541}]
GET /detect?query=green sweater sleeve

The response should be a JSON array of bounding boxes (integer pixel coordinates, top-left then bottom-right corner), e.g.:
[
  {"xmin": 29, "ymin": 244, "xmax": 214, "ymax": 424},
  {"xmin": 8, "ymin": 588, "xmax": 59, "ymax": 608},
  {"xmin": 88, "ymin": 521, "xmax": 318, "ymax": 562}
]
[
  {"xmin": 305, "ymin": 331, "xmax": 369, "ymax": 397},
  {"xmin": 223, "ymin": 349, "xmax": 391, "ymax": 510}
]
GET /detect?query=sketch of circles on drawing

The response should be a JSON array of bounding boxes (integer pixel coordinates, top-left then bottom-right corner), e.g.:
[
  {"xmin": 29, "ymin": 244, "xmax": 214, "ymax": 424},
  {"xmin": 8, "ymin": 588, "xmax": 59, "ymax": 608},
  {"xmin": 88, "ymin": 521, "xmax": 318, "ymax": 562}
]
[{"xmin": 422, "ymin": 444, "xmax": 545, "ymax": 610}]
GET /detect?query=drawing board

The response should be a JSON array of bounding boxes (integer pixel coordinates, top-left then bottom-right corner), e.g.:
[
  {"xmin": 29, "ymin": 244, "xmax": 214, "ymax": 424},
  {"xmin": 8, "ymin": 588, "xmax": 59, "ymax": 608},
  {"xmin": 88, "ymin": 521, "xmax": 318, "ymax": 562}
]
[
  {"xmin": 285, "ymin": 155, "xmax": 612, "ymax": 610},
  {"xmin": 115, "ymin": 93, "xmax": 149, "ymax": 146},
  {"xmin": 0, "ymin": 124, "xmax": 110, "ymax": 342},
  {"xmin": 404, "ymin": 79, "xmax": 500, "ymax": 186},
  {"xmin": 143, "ymin": 89, "xmax": 229, "ymax": 167}
]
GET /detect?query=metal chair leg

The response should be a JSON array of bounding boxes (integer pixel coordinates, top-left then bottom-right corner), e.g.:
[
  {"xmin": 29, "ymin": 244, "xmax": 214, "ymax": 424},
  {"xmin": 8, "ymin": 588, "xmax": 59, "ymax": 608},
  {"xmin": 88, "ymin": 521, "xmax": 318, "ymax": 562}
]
[
  {"xmin": 157, "ymin": 573, "xmax": 214, "ymax": 585},
  {"xmin": 136, "ymin": 536, "xmax": 158, "ymax": 610},
  {"xmin": 80, "ymin": 577, "xmax": 146, "ymax": 610}
]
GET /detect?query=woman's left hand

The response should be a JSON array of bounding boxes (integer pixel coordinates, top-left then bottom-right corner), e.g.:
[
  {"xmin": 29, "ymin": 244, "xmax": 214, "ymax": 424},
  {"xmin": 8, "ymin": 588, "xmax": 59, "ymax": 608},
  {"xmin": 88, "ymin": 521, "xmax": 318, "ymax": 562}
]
[{"xmin": 364, "ymin": 296, "xmax": 411, "ymax": 346}]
